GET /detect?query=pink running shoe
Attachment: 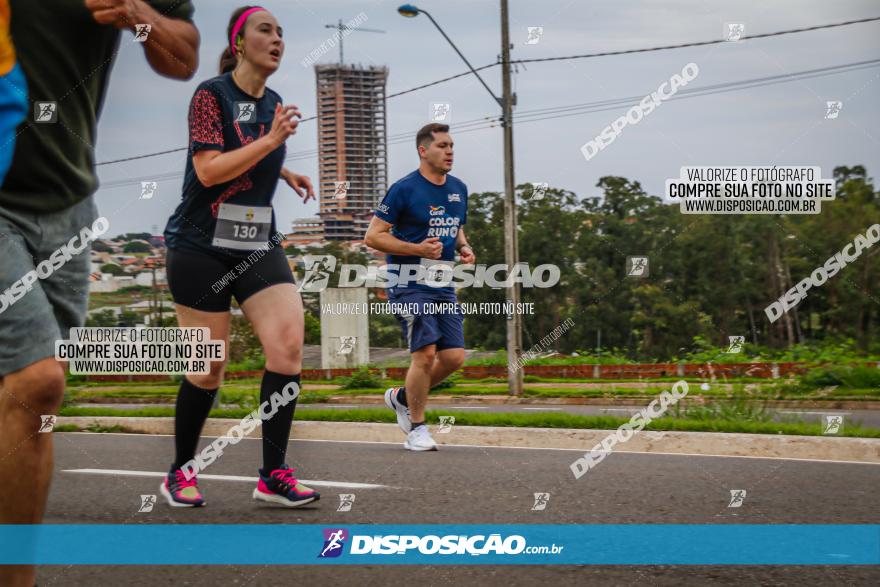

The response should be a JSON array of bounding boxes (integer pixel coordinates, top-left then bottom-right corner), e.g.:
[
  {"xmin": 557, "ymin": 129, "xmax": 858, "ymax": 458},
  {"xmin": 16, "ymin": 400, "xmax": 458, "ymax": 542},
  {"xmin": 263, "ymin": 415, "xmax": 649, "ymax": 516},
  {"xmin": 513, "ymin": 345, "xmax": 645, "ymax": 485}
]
[
  {"xmin": 160, "ymin": 467, "xmax": 205, "ymax": 507},
  {"xmin": 253, "ymin": 465, "xmax": 320, "ymax": 507}
]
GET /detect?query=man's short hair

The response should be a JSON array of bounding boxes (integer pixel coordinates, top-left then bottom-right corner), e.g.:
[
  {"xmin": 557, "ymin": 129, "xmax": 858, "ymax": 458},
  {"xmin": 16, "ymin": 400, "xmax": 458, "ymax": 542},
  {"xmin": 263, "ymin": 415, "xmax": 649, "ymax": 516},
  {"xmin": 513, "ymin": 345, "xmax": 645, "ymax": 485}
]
[{"xmin": 416, "ymin": 123, "xmax": 450, "ymax": 150}]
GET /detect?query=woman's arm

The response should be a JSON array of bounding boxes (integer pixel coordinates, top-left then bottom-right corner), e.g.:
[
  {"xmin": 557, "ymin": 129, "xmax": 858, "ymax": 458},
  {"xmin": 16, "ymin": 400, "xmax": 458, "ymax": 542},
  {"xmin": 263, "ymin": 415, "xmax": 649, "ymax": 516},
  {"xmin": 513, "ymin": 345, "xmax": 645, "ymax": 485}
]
[{"xmin": 193, "ymin": 102, "xmax": 299, "ymax": 187}]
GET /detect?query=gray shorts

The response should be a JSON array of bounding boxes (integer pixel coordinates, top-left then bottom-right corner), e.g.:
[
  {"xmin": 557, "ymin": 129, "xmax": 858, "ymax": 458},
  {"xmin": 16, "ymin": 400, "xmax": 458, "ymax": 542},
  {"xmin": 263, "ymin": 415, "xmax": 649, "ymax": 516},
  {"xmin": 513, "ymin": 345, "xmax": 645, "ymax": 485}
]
[{"xmin": 0, "ymin": 196, "xmax": 98, "ymax": 376}]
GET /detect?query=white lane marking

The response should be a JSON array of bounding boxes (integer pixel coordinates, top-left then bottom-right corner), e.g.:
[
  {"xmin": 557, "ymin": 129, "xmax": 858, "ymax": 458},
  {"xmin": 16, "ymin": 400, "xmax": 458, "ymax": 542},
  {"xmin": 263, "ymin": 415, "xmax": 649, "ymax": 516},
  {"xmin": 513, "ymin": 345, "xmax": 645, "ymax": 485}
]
[
  {"xmin": 778, "ymin": 410, "xmax": 853, "ymax": 416},
  {"xmin": 56, "ymin": 433, "xmax": 880, "ymax": 466},
  {"xmin": 63, "ymin": 468, "xmax": 389, "ymax": 489},
  {"xmin": 440, "ymin": 406, "xmax": 488, "ymax": 409},
  {"xmin": 522, "ymin": 407, "xmax": 562, "ymax": 411}
]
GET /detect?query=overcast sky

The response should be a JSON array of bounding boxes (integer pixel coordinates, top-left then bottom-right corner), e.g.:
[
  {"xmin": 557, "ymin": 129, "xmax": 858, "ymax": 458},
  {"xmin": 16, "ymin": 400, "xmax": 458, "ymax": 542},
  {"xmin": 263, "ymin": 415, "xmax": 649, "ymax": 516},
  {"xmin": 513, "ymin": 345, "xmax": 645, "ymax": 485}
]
[{"xmin": 93, "ymin": 0, "xmax": 880, "ymax": 236}]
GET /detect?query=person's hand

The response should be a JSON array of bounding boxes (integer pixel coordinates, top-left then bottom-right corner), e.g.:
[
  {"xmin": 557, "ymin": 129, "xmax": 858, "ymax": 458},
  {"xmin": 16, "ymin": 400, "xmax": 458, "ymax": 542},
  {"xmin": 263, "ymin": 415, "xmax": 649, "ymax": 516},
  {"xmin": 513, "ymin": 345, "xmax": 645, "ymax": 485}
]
[
  {"xmin": 267, "ymin": 103, "xmax": 301, "ymax": 148},
  {"xmin": 284, "ymin": 171, "xmax": 315, "ymax": 203},
  {"xmin": 416, "ymin": 237, "xmax": 442, "ymax": 260},
  {"xmin": 85, "ymin": 0, "xmax": 138, "ymax": 29},
  {"xmin": 459, "ymin": 245, "xmax": 475, "ymax": 265}
]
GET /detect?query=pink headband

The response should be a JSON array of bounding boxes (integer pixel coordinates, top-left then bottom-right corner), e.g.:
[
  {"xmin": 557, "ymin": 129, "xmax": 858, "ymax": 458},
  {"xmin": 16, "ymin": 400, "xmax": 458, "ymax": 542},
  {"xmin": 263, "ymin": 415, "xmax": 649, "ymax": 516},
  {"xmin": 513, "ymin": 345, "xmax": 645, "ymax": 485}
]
[{"xmin": 230, "ymin": 6, "xmax": 266, "ymax": 55}]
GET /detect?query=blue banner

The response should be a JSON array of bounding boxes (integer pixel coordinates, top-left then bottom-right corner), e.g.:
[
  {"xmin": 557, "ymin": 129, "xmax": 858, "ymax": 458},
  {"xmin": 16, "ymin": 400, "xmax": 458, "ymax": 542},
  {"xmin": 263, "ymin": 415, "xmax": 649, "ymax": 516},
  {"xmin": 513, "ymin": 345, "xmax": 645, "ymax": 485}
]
[{"xmin": 0, "ymin": 524, "xmax": 877, "ymax": 565}]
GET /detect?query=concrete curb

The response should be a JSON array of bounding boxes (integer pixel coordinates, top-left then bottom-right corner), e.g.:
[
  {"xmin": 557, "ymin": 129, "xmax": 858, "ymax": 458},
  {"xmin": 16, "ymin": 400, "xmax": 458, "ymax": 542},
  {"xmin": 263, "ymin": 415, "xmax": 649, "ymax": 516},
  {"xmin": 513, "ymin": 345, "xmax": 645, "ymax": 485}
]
[
  {"xmin": 313, "ymin": 395, "xmax": 880, "ymax": 410},
  {"xmin": 57, "ymin": 417, "xmax": 880, "ymax": 464},
  {"xmin": 72, "ymin": 394, "xmax": 880, "ymax": 410}
]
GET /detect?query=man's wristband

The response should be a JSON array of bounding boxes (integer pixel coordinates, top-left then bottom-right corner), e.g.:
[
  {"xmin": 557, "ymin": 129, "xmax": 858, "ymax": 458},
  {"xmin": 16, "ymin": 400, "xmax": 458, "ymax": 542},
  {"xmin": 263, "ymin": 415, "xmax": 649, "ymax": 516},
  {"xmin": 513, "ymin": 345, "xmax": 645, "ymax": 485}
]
[{"xmin": 457, "ymin": 244, "xmax": 472, "ymax": 253}]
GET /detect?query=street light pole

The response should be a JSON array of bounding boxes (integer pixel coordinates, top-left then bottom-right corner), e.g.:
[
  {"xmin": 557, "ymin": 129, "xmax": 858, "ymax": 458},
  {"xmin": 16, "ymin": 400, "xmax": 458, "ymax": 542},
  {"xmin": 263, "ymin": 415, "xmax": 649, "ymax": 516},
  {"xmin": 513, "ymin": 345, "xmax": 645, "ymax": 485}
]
[
  {"xmin": 499, "ymin": 0, "xmax": 523, "ymax": 395},
  {"xmin": 399, "ymin": 3, "xmax": 523, "ymax": 395}
]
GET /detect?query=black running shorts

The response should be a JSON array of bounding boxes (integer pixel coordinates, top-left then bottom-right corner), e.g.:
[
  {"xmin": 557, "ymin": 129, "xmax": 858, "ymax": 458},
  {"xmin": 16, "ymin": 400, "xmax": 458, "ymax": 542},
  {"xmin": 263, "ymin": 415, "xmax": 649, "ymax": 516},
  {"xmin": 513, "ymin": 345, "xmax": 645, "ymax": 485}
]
[{"xmin": 165, "ymin": 245, "xmax": 296, "ymax": 312}]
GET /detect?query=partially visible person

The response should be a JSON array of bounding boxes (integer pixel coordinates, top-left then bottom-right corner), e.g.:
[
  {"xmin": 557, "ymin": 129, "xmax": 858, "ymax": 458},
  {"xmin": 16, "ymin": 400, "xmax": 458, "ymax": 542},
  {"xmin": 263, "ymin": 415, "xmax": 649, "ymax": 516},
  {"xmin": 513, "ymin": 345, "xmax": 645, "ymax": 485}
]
[
  {"xmin": 0, "ymin": 0, "xmax": 27, "ymax": 184},
  {"xmin": 0, "ymin": 2, "xmax": 198, "ymax": 585}
]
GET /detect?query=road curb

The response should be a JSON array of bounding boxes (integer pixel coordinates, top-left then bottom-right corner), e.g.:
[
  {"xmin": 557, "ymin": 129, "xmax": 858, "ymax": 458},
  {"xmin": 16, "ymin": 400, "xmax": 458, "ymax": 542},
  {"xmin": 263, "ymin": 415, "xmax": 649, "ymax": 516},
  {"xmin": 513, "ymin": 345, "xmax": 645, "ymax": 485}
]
[{"xmin": 56, "ymin": 416, "xmax": 880, "ymax": 463}]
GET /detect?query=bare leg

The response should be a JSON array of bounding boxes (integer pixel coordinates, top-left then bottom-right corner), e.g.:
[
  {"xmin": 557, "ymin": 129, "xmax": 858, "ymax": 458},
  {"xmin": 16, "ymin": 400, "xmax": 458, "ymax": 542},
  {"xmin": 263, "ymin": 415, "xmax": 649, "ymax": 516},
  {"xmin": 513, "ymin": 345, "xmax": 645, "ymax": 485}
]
[
  {"xmin": 429, "ymin": 348, "xmax": 465, "ymax": 388},
  {"xmin": 405, "ymin": 345, "xmax": 436, "ymax": 423},
  {"xmin": 0, "ymin": 357, "xmax": 66, "ymax": 587}
]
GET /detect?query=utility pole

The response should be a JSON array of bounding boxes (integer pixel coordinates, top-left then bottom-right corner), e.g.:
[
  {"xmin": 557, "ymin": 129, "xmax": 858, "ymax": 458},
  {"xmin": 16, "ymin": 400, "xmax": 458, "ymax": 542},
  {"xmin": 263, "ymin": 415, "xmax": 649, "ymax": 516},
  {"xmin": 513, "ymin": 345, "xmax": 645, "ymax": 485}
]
[{"xmin": 500, "ymin": 0, "xmax": 523, "ymax": 395}]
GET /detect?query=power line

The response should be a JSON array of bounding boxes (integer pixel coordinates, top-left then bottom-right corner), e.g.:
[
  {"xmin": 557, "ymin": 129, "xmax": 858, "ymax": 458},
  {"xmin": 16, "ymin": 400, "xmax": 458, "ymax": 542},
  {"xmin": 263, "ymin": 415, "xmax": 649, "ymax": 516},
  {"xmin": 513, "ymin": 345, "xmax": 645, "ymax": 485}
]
[
  {"xmin": 510, "ymin": 15, "xmax": 880, "ymax": 65},
  {"xmin": 97, "ymin": 56, "xmax": 879, "ymax": 188},
  {"xmin": 95, "ymin": 16, "xmax": 879, "ymax": 167}
]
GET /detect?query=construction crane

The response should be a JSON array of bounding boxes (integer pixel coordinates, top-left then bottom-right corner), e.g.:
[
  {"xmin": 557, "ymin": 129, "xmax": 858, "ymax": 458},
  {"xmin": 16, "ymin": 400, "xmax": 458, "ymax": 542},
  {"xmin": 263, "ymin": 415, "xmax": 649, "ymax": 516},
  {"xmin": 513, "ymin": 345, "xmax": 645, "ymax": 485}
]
[{"xmin": 324, "ymin": 19, "xmax": 386, "ymax": 64}]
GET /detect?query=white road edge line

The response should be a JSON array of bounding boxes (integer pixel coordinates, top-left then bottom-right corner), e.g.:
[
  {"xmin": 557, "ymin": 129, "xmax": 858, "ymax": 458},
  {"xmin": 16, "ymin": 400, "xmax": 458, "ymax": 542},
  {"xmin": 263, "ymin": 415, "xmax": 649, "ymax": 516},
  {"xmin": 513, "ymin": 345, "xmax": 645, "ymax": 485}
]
[
  {"xmin": 56, "ymin": 432, "xmax": 880, "ymax": 466},
  {"xmin": 62, "ymin": 468, "xmax": 390, "ymax": 489}
]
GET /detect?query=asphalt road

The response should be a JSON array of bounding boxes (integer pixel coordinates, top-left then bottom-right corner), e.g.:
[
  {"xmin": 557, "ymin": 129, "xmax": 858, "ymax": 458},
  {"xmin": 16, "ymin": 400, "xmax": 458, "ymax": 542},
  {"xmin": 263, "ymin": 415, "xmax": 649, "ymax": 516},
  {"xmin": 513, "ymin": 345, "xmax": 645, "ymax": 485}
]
[{"xmin": 30, "ymin": 432, "xmax": 880, "ymax": 586}]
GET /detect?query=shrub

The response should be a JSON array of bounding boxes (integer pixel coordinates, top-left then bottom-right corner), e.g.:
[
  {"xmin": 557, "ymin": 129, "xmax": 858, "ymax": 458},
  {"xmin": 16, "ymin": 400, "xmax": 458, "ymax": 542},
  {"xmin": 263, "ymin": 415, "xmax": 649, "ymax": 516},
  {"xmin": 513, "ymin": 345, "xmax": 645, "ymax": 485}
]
[{"xmin": 341, "ymin": 367, "xmax": 384, "ymax": 389}]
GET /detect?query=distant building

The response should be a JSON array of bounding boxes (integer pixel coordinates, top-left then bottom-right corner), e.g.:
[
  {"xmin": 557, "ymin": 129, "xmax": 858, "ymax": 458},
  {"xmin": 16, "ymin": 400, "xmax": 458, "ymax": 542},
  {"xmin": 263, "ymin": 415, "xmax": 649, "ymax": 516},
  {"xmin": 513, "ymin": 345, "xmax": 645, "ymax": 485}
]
[
  {"xmin": 314, "ymin": 63, "xmax": 389, "ymax": 242},
  {"xmin": 287, "ymin": 217, "xmax": 325, "ymax": 246}
]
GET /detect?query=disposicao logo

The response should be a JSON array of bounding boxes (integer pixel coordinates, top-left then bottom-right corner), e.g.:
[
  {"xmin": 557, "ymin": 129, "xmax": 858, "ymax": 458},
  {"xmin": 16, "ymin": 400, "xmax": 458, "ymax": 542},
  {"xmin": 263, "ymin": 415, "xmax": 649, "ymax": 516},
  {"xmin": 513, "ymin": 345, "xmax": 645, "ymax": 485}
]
[{"xmin": 318, "ymin": 528, "xmax": 348, "ymax": 558}]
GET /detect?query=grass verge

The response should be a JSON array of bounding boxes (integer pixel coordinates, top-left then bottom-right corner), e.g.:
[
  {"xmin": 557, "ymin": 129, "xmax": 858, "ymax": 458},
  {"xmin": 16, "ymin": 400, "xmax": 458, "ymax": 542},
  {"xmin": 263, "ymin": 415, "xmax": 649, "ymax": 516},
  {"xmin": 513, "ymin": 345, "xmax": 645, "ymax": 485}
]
[{"xmin": 57, "ymin": 407, "xmax": 880, "ymax": 438}]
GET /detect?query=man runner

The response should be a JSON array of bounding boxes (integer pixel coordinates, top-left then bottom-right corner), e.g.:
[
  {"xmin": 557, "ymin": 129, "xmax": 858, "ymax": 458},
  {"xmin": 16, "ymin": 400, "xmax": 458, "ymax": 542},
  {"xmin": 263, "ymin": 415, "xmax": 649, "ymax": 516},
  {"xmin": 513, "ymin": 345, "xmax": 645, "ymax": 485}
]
[{"xmin": 364, "ymin": 123, "xmax": 475, "ymax": 451}]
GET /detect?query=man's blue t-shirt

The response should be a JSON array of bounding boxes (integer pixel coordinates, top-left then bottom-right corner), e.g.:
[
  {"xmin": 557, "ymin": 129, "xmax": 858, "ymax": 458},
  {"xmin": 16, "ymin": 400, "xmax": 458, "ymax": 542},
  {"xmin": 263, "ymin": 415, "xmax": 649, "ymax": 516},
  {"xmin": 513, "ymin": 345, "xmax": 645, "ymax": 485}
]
[{"xmin": 374, "ymin": 170, "xmax": 468, "ymax": 296}]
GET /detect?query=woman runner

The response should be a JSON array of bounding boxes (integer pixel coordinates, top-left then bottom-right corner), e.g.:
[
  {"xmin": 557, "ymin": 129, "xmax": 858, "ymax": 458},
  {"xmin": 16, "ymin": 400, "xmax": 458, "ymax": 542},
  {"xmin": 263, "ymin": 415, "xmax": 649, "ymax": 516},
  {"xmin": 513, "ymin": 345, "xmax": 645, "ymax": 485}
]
[{"xmin": 161, "ymin": 5, "xmax": 318, "ymax": 508}]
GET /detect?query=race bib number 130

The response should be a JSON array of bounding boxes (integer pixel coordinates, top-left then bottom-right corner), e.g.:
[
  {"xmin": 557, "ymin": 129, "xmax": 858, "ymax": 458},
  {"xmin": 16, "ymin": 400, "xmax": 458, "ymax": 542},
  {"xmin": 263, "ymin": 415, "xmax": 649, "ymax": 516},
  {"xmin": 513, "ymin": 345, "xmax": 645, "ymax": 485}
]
[{"xmin": 212, "ymin": 203, "xmax": 272, "ymax": 251}]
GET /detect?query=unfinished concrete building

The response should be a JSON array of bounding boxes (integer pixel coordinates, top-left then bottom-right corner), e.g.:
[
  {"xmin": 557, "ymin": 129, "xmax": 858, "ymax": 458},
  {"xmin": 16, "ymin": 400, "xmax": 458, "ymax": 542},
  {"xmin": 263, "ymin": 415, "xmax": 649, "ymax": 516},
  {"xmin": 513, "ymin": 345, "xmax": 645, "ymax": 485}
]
[{"xmin": 315, "ymin": 64, "xmax": 389, "ymax": 241}]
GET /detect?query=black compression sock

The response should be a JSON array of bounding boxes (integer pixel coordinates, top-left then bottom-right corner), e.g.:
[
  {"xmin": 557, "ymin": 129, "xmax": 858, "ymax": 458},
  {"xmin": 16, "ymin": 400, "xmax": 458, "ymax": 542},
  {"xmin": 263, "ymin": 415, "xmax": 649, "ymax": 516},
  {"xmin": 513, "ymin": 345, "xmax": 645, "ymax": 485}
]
[
  {"xmin": 396, "ymin": 386, "xmax": 408, "ymax": 407},
  {"xmin": 260, "ymin": 370, "xmax": 300, "ymax": 473},
  {"xmin": 410, "ymin": 421, "xmax": 425, "ymax": 431},
  {"xmin": 173, "ymin": 378, "xmax": 218, "ymax": 470}
]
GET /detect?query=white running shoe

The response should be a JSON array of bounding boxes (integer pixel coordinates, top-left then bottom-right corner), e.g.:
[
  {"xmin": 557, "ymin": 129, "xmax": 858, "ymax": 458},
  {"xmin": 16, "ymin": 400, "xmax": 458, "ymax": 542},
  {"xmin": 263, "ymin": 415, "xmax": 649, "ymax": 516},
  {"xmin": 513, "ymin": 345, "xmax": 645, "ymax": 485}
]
[
  {"xmin": 384, "ymin": 387, "xmax": 411, "ymax": 434},
  {"xmin": 404, "ymin": 425, "xmax": 438, "ymax": 452}
]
